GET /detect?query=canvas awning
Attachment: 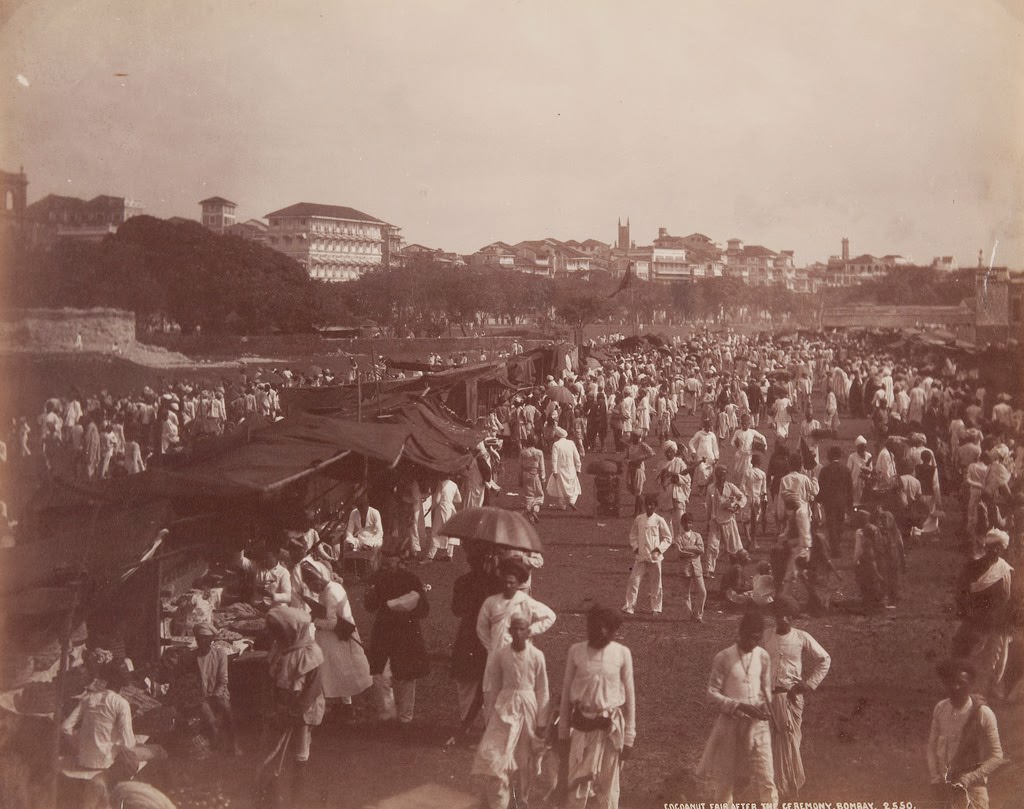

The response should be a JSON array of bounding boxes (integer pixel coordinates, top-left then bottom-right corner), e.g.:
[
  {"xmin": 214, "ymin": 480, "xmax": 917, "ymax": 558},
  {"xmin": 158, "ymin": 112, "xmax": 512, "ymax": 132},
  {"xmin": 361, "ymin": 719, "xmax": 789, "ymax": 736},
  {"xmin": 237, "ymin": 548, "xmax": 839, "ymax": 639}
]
[
  {"xmin": 374, "ymin": 400, "xmax": 487, "ymax": 475},
  {"xmin": 146, "ymin": 412, "xmax": 409, "ymax": 499}
]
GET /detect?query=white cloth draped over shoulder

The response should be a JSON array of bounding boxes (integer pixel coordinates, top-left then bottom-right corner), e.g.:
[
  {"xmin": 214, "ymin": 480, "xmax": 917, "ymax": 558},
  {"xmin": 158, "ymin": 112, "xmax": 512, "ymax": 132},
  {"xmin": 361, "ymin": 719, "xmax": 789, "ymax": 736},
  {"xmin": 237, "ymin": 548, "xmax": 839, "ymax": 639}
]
[
  {"xmin": 471, "ymin": 643, "xmax": 550, "ymax": 780},
  {"xmin": 546, "ymin": 437, "xmax": 582, "ymax": 502},
  {"xmin": 312, "ymin": 581, "xmax": 372, "ymax": 699}
]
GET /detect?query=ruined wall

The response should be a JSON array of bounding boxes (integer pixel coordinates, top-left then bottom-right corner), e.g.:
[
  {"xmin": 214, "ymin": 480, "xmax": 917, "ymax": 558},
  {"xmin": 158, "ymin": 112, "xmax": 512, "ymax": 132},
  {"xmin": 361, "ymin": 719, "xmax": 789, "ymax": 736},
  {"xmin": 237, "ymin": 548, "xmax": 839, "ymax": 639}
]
[{"xmin": 0, "ymin": 308, "xmax": 136, "ymax": 352}]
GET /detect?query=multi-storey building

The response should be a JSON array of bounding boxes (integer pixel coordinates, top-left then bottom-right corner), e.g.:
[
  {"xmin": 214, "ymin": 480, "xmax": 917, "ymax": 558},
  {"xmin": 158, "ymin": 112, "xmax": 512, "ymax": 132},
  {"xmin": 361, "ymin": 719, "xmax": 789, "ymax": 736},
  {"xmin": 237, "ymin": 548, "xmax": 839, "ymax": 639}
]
[
  {"xmin": 1, "ymin": 167, "xmax": 28, "ymax": 243},
  {"xmin": 265, "ymin": 202, "xmax": 391, "ymax": 281},
  {"xmin": 822, "ymin": 238, "xmax": 910, "ymax": 287},
  {"xmin": 470, "ymin": 238, "xmax": 593, "ymax": 276},
  {"xmin": 382, "ymin": 224, "xmax": 405, "ymax": 270},
  {"xmin": 650, "ymin": 229, "xmax": 726, "ymax": 282},
  {"xmin": 24, "ymin": 193, "xmax": 143, "ymax": 246},
  {"xmin": 470, "ymin": 241, "xmax": 520, "ymax": 271},
  {"xmin": 225, "ymin": 218, "xmax": 268, "ymax": 243},
  {"xmin": 610, "ymin": 247, "xmax": 652, "ymax": 281},
  {"xmin": 725, "ymin": 239, "xmax": 775, "ymax": 286},
  {"xmin": 564, "ymin": 238, "xmax": 611, "ymax": 272},
  {"xmin": 401, "ymin": 243, "xmax": 466, "ymax": 267},
  {"xmin": 514, "ymin": 239, "xmax": 592, "ymax": 275},
  {"xmin": 199, "ymin": 197, "xmax": 237, "ymax": 234}
]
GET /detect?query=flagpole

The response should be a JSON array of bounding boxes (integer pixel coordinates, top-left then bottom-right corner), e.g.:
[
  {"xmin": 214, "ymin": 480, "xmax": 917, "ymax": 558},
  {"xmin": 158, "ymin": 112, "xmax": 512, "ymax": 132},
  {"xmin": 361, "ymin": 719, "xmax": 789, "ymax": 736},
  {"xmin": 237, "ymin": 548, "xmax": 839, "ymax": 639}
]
[{"xmin": 630, "ymin": 261, "xmax": 638, "ymax": 337}]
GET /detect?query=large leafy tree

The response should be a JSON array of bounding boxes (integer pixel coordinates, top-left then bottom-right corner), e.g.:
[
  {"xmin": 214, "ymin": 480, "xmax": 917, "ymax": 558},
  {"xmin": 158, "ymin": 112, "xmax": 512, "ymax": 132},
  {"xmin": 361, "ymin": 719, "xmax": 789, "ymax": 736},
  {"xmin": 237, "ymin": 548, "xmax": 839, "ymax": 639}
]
[{"xmin": 5, "ymin": 216, "xmax": 320, "ymax": 333}]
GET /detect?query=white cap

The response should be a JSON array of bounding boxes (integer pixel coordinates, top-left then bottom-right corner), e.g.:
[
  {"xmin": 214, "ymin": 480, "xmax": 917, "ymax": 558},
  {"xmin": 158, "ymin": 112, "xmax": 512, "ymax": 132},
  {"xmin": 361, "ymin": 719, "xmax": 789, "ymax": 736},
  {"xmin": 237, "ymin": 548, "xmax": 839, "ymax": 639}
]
[{"xmin": 854, "ymin": 435, "xmax": 867, "ymax": 446}]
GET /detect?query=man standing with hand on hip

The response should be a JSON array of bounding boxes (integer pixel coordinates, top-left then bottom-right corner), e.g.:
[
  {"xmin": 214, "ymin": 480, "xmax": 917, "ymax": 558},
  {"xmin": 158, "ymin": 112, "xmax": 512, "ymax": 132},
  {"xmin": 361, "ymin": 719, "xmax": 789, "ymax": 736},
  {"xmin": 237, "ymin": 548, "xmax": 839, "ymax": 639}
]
[
  {"xmin": 763, "ymin": 596, "xmax": 831, "ymax": 799},
  {"xmin": 622, "ymin": 494, "xmax": 672, "ymax": 616}
]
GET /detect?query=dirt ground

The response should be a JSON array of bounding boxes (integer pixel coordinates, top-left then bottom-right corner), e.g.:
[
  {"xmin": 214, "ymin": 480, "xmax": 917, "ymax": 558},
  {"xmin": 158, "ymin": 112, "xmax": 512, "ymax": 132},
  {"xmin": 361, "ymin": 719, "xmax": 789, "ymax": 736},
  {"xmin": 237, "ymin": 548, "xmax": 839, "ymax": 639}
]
[
  {"xmin": 8, "ymin": 344, "xmax": 1019, "ymax": 808},
  {"xmin": 133, "ymin": 398, "xmax": 1022, "ymax": 809}
]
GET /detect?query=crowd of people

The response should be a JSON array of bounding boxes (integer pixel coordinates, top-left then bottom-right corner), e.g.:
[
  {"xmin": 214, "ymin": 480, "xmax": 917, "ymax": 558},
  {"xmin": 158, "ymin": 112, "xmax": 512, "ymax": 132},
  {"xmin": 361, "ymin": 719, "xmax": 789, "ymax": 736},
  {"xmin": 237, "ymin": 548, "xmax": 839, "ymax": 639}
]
[
  {"xmin": 461, "ymin": 328, "xmax": 1021, "ymax": 806},
  {"xmin": 18, "ymin": 327, "xmax": 1024, "ymax": 808}
]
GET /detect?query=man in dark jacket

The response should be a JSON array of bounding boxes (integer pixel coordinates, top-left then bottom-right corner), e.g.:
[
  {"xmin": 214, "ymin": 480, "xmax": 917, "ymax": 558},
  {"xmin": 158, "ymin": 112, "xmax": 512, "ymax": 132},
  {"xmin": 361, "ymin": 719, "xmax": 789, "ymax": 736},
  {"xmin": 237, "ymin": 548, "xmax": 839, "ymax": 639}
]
[
  {"xmin": 365, "ymin": 550, "xmax": 431, "ymax": 726},
  {"xmin": 816, "ymin": 445, "xmax": 853, "ymax": 558}
]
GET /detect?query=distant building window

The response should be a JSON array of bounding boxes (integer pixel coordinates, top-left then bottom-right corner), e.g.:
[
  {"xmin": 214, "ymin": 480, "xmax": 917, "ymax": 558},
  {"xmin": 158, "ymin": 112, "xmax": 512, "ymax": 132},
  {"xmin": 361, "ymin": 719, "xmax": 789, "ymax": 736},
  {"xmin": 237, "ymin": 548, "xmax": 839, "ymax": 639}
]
[{"xmin": 1012, "ymin": 297, "xmax": 1023, "ymax": 322}]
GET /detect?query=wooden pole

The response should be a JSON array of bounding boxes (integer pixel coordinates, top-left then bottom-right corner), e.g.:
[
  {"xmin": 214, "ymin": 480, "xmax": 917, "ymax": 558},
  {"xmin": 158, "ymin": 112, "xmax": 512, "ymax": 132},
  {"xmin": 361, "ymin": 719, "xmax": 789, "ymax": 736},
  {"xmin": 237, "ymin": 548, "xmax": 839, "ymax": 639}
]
[{"xmin": 356, "ymin": 365, "xmax": 363, "ymax": 423}]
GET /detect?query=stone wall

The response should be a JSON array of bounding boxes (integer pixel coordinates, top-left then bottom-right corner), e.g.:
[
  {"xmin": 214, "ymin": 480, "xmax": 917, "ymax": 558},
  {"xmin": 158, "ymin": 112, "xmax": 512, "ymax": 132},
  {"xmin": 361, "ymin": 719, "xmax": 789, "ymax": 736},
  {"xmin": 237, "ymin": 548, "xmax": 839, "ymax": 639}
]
[{"xmin": 0, "ymin": 308, "xmax": 136, "ymax": 352}]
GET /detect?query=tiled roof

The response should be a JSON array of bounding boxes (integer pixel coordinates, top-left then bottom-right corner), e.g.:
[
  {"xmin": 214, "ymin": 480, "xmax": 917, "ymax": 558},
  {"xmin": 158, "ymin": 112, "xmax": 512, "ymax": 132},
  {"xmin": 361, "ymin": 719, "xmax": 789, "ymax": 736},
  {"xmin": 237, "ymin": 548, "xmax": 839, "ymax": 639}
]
[
  {"xmin": 199, "ymin": 196, "xmax": 237, "ymax": 206},
  {"xmin": 26, "ymin": 194, "xmax": 128, "ymax": 213},
  {"xmin": 265, "ymin": 202, "xmax": 384, "ymax": 223}
]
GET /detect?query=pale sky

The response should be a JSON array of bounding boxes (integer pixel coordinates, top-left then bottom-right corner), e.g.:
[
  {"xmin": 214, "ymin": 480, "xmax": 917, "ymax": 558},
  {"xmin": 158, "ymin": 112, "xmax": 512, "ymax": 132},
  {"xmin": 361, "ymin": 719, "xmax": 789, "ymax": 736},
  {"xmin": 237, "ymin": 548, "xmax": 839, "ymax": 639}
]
[{"xmin": 2, "ymin": 0, "xmax": 1023, "ymax": 267}]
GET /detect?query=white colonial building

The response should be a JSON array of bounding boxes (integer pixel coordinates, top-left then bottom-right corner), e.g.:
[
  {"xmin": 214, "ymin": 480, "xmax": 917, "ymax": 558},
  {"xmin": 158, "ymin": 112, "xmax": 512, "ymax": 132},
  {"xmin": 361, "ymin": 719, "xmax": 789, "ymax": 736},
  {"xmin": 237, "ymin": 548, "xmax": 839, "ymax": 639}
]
[{"xmin": 265, "ymin": 202, "xmax": 392, "ymax": 281}]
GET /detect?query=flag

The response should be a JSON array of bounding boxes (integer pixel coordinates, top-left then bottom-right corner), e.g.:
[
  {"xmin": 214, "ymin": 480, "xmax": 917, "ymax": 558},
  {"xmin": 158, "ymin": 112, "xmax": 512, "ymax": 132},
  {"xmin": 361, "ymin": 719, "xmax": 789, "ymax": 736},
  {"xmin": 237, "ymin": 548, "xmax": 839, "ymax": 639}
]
[{"xmin": 609, "ymin": 262, "xmax": 634, "ymax": 297}]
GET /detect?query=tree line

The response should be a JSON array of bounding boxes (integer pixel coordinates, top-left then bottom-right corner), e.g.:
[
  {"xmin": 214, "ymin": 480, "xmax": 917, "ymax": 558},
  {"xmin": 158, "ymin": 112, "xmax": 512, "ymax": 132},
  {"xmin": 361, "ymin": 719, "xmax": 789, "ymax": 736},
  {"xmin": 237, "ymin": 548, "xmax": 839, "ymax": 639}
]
[{"xmin": 2, "ymin": 216, "xmax": 977, "ymax": 336}]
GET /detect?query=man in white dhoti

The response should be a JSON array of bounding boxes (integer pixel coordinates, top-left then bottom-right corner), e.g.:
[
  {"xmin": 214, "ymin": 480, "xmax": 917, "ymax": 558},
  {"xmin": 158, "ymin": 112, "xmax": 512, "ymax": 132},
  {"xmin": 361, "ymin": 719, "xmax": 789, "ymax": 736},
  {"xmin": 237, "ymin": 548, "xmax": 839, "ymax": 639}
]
[
  {"xmin": 772, "ymin": 394, "xmax": 793, "ymax": 441},
  {"xmin": 763, "ymin": 596, "xmax": 830, "ymax": 799},
  {"xmin": 706, "ymin": 465, "xmax": 747, "ymax": 575},
  {"xmin": 847, "ymin": 435, "xmax": 873, "ymax": 508},
  {"xmin": 472, "ymin": 617, "xmax": 550, "ymax": 809},
  {"xmin": 546, "ymin": 426, "xmax": 582, "ymax": 511},
  {"xmin": 658, "ymin": 440, "xmax": 692, "ymax": 532},
  {"xmin": 697, "ymin": 610, "xmax": 777, "ymax": 804},
  {"xmin": 477, "ymin": 559, "xmax": 556, "ymax": 658},
  {"xmin": 558, "ymin": 606, "xmax": 636, "ymax": 809}
]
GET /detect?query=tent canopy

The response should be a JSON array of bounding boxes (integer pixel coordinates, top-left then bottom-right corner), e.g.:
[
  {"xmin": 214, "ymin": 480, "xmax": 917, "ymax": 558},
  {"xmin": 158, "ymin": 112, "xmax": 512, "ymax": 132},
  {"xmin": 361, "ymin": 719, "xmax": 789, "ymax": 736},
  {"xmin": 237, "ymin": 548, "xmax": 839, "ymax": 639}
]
[
  {"xmin": 145, "ymin": 413, "xmax": 408, "ymax": 499},
  {"xmin": 375, "ymin": 400, "xmax": 487, "ymax": 475}
]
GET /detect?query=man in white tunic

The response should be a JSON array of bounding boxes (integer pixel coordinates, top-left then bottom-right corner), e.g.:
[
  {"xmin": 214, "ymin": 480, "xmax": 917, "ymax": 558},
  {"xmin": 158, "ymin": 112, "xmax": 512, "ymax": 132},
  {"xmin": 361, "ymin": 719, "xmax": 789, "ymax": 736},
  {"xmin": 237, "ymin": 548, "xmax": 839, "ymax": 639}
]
[
  {"xmin": 730, "ymin": 411, "xmax": 766, "ymax": 483},
  {"xmin": 772, "ymin": 393, "xmax": 793, "ymax": 441},
  {"xmin": 472, "ymin": 617, "xmax": 550, "ymax": 809},
  {"xmin": 424, "ymin": 477, "xmax": 462, "ymax": 561},
  {"xmin": 558, "ymin": 606, "xmax": 636, "ymax": 809},
  {"xmin": 763, "ymin": 596, "xmax": 831, "ymax": 799},
  {"xmin": 688, "ymin": 418, "xmax": 719, "ymax": 467},
  {"xmin": 847, "ymin": 436, "xmax": 873, "ymax": 508},
  {"xmin": 697, "ymin": 610, "xmax": 777, "ymax": 804},
  {"xmin": 658, "ymin": 441, "xmax": 692, "ymax": 532},
  {"xmin": 477, "ymin": 559, "xmax": 556, "ymax": 658},
  {"xmin": 622, "ymin": 494, "xmax": 672, "ymax": 615},
  {"xmin": 927, "ymin": 659, "xmax": 1004, "ymax": 809},
  {"xmin": 546, "ymin": 426, "xmax": 583, "ymax": 511}
]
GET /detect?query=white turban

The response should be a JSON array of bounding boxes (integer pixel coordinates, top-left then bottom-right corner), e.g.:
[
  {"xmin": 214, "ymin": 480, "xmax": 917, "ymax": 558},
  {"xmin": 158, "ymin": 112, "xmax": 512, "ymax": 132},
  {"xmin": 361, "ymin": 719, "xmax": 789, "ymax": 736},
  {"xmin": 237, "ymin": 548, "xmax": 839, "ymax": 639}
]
[{"xmin": 983, "ymin": 529, "xmax": 1010, "ymax": 550}]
